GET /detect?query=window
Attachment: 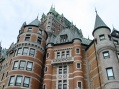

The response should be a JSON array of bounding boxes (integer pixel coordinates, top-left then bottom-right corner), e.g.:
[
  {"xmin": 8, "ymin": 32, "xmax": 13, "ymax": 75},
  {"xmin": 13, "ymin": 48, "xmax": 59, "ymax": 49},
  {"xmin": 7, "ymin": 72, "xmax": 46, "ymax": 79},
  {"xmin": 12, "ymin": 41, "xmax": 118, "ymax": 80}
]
[
  {"xmin": 17, "ymin": 48, "xmax": 22, "ymax": 56},
  {"xmin": 77, "ymin": 82, "xmax": 81, "ymax": 89},
  {"xmin": 37, "ymin": 37, "xmax": 42, "ymax": 44},
  {"xmin": 66, "ymin": 51, "xmax": 70, "ymax": 57},
  {"xmin": 26, "ymin": 62, "xmax": 33, "ymax": 71},
  {"xmin": 2, "ymin": 85, "xmax": 4, "ymax": 89},
  {"xmin": 29, "ymin": 48, "xmax": 35, "ymax": 57},
  {"xmin": 99, "ymin": 34, "xmax": 105, "ymax": 41},
  {"xmin": 106, "ymin": 67, "xmax": 115, "ymax": 80},
  {"xmin": 61, "ymin": 51, "xmax": 65, "ymax": 58},
  {"xmin": 58, "ymin": 65, "xmax": 67, "ymax": 74},
  {"xmin": 44, "ymin": 67, "xmax": 47, "ymax": 72},
  {"xmin": 19, "ymin": 61, "xmax": 26, "ymax": 70},
  {"xmin": 15, "ymin": 76, "xmax": 23, "ymax": 86},
  {"xmin": 77, "ymin": 63, "xmax": 80, "ymax": 68},
  {"xmin": 22, "ymin": 47, "xmax": 28, "ymax": 55},
  {"xmin": 60, "ymin": 34, "xmax": 67, "ymax": 42},
  {"xmin": 39, "ymin": 29, "xmax": 42, "ymax": 34},
  {"xmin": 1, "ymin": 73, "xmax": 4, "ymax": 81},
  {"xmin": 57, "ymin": 52, "xmax": 60, "ymax": 58},
  {"xmin": 28, "ymin": 28, "xmax": 32, "ymax": 32},
  {"xmin": 108, "ymin": 35, "xmax": 111, "ymax": 41},
  {"xmin": 25, "ymin": 34, "xmax": 31, "ymax": 41},
  {"xmin": 103, "ymin": 51, "xmax": 109, "ymax": 59},
  {"xmin": 116, "ymin": 32, "xmax": 119, "ymax": 36},
  {"xmin": 46, "ymin": 53, "xmax": 49, "ymax": 58},
  {"xmin": 6, "ymin": 71, "xmax": 8, "ymax": 77},
  {"xmin": 9, "ymin": 76, "xmax": 15, "ymax": 86},
  {"xmin": 76, "ymin": 48, "xmax": 80, "ymax": 54},
  {"xmin": 23, "ymin": 77, "xmax": 30, "ymax": 87},
  {"xmin": 13, "ymin": 61, "xmax": 19, "ymax": 70},
  {"xmin": 58, "ymin": 80, "xmax": 67, "ymax": 89},
  {"xmin": 114, "ymin": 40, "xmax": 118, "ymax": 45},
  {"xmin": 43, "ymin": 84, "xmax": 46, "ymax": 89}
]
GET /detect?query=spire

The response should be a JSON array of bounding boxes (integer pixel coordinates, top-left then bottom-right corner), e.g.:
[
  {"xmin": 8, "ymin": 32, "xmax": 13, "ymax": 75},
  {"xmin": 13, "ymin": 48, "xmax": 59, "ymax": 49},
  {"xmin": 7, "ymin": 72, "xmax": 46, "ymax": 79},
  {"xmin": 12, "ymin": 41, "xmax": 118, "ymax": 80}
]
[{"xmin": 92, "ymin": 13, "xmax": 110, "ymax": 35}]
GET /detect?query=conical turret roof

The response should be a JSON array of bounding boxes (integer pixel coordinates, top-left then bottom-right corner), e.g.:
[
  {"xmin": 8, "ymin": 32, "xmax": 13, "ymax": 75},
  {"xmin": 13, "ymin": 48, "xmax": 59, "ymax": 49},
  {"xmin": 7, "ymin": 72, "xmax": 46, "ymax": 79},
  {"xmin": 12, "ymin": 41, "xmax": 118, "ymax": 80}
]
[
  {"xmin": 28, "ymin": 18, "xmax": 40, "ymax": 26},
  {"xmin": 92, "ymin": 14, "xmax": 110, "ymax": 36}
]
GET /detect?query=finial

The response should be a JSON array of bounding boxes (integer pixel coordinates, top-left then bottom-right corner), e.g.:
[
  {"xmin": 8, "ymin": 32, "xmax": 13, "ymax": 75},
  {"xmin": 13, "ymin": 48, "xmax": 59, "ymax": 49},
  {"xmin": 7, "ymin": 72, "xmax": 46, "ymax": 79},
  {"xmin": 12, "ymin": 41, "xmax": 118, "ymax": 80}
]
[
  {"xmin": 37, "ymin": 13, "xmax": 39, "ymax": 19},
  {"xmin": 95, "ymin": 7, "xmax": 97, "ymax": 15}
]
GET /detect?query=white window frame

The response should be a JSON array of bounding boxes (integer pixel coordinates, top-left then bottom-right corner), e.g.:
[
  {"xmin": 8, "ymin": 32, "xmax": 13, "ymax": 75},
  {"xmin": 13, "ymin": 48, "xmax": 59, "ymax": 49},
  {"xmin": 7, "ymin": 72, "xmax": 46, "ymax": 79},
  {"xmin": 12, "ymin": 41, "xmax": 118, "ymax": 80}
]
[
  {"xmin": 76, "ymin": 48, "xmax": 80, "ymax": 54},
  {"xmin": 77, "ymin": 63, "xmax": 81, "ymax": 69},
  {"xmin": 77, "ymin": 81, "xmax": 82, "ymax": 89}
]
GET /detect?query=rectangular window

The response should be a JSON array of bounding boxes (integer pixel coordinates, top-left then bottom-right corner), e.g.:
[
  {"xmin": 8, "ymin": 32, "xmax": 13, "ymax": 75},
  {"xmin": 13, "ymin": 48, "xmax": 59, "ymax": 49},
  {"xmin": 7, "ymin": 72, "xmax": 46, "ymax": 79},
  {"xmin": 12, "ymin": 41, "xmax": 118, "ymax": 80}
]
[
  {"xmin": 15, "ymin": 76, "xmax": 23, "ymax": 86},
  {"xmin": 26, "ymin": 62, "xmax": 33, "ymax": 71},
  {"xmin": 29, "ymin": 48, "xmax": 35, "ymax": 57},
  {"xmin": 114, "ymin": 40, "xmax": 118, "ymax": 45},
  {"xmin": 13, "ymin": 61, "xmax": 19, "ymax": 70},
  {"xmin": 62, "ymin": 51, "xmax": 65, "ymax": 58},
  {"xmin": 9, "ymin": 76, "xmax": 15, "ymax": 86},
  {"xmin": 66, "ymin": 51, "xmax": 70, "ymax": 57},
  {"xmin": 106, "ymin": 67, "xmax": 115, "ymax": 80},
  {"xmin": 44, "ymin": 67, "xmax": 47, "ymax": 72},
  {"xmin": 57, "ymin": 52, "xmax": 60, "ymax": 58},
  {"xmin": 1, "ymin": 73, "xmax": 4, "ymax": 81},
  {"xmin": 43, "ymin": 84, "xmax": 46, "ymax": 89},
  {"xmin": 28, "ymin": 28, "xmax": 32, "ymax": 32},
  {"xmin": 23, "ymin": 77, "xmax": 30, "ymax": 87},
  {"xmin": 103, "ymin": 51, "xmax": 109, "ymax": 59},
  {"xmin": 2, "ymin": 85, "xmax": 4, "ymax": 89},
  {"xmin": 99, "ymin": 34, "xmax": 105, "ymax": 41},
  {"xmin": 77, "ymin": 82, "xmax": 81, "ymax": 89},
  {"xmin": 37, "ymin": 37, "xmax": 42, "ymax": 44},
  {"xmin": 19, "ymin": 61, "xmax": 26, "ymax": 70},
  {"xmin": 46, "ymin": 53, "xmax": 49, "ymax": 58},
  {"xmin": 76, "ymin": 48, "xmax": 80, "ymax": 54},
  {"xmin": 39, "ymin": 29, "xmax": 42, "ymax": 34},
  {"xmin": 77, "ymin": 63, "xmax": 80, "ymax": 68},
  {"xmin": 17, "ymin": 48, "xmax": 22, "ymax": 56},
  {"xmin": 22, "ymin": 47, "xmax": 28, "ymax": 55},
  {"xmin": 25, "ymin": 34, "xmax": 31, "ymax": 41}
]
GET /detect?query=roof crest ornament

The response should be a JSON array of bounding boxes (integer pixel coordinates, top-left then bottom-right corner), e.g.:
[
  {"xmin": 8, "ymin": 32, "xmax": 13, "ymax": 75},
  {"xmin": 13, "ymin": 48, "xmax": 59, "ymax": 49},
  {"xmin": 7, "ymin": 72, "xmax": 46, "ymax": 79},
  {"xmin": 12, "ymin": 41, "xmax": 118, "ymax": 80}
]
[{"xmin": 95, "ymin": 7, "xmax": 97, "ymax": 15}]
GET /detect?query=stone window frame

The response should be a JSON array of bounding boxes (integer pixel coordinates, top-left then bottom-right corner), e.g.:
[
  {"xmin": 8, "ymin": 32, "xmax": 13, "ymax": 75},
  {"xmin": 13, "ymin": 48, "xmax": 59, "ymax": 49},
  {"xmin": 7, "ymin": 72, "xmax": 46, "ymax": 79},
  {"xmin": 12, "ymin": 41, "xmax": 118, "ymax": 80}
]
[
  {"xmin": 22, "ymin": 47, "xmax": 29, "ymax": 55},
  {"xmin": 106, "ymin": 67, "xmax": 115, "ymax": 80},
  {"xmin": 25, "ymin": 34, "xmax": 31, "ymax": 41},
  {"xmin": 44, "ymin": 66, "xmax": 48, "ymax": 72},
  {"xmin": 37, "ymin": 36, "xmax": 42, "ymax": 44},
  {"xmin": 76, "ymin": 63, "xmax": 81, "ymax": 69},
  {"xmin": 99, "ymin": 34, "xmax": 105, "ymax": 41},
  {"xmin": 43, "ymin": 84, "xmax": 46, "ymax": 89},
  {"xmin": 76, "ymin": 48, "xmax": 80, "ymax": 54},
  {"xmin": 8, "ymin": 75, "xmax": 31, "ymax": 88},
  {"xmin": 12, "ymin": 60, "xmax": 33, "ymax": 71},
  {"xmin": 113, "ymin": 40, "xmax": 118, "ymax": 45},
  {"xmin": 2, "ymin": 85, "xmax": 5, "ymax": 89},
  {"xmin": 58, "ymin": 80, "xmax": 67, "ymax": 89},
  {"xmin": 103, "ymin": 51, "xmax": 110, "ymax": 59},
  {"xmin": 46, "ymin": 52, "xmax": 49, "ymax": 58},
  {"xmin": 15, "ymin": 47, "xmax": 36, "ymax": 57},
  {"xmin": 27, "ymin": 28, "xmax": 32, "ymax": 32},
  {"xmin": 77, "ymin": 81, "xmax": 82, "ymax": 89},
  {"xmin": 1, "ymin": 73, "xmax": 5, "ymax": 81}
]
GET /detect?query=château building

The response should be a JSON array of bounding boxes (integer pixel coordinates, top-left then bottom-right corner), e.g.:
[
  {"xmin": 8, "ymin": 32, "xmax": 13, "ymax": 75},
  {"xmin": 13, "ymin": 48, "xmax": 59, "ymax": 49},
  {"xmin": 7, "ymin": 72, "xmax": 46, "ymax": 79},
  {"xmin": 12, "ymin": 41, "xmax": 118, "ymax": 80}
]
[{"xmin": 0, "ymin": 6, "xmax": 119, "ymax": 89}]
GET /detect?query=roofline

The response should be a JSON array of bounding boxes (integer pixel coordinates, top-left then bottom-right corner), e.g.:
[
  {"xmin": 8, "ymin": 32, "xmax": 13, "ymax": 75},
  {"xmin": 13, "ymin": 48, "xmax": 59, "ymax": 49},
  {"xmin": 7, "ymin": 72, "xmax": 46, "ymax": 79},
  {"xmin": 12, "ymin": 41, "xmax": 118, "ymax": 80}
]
[
  {"xmin": 24, "ymin": 25, "xmax": 39, "ymax": 28},
  {"xmin": 85, "ymin": 39, "xmax": 94, "ymax": 51},
  {"xmin": 92, "ymin": 26, "xmax": 111, "ymax": 36}
]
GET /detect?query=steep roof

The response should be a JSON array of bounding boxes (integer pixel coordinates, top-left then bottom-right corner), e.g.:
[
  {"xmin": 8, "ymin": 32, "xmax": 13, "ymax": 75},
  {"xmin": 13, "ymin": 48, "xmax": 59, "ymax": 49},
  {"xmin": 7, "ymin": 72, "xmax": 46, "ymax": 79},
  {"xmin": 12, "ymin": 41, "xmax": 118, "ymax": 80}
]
[
  {"xmin": 28, "ymin": 18, "xmax": 40, "ymax": 26},
  {"xmin": 92, "ymin": 14, "xmax": 110, "ymax": 36}
]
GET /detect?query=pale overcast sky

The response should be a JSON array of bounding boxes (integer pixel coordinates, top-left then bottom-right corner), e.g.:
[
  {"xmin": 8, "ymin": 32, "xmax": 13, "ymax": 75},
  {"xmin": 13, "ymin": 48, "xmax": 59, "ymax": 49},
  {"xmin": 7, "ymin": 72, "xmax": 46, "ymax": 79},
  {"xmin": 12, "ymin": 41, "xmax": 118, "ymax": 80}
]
[{"xmin": 0, "ymin": 0, "xmax": 119, "ymax": 48}]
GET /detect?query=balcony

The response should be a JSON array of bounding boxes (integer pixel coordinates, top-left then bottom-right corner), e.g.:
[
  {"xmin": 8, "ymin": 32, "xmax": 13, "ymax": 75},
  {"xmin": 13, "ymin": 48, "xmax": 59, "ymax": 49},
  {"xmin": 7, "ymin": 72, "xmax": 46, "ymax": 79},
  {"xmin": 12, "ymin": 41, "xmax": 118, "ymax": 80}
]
[{"xmin": 51, "ymin": 57, "xmax": 74, "ymax": 64}]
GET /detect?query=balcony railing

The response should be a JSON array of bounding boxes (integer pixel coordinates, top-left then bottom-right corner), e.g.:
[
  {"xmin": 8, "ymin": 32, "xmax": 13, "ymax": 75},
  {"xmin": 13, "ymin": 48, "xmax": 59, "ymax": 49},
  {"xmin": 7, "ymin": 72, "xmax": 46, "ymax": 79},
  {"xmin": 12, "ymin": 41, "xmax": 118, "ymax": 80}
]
[{"xmin": 51, "ymin": 57, "xmax": 74, "ymax": 64}]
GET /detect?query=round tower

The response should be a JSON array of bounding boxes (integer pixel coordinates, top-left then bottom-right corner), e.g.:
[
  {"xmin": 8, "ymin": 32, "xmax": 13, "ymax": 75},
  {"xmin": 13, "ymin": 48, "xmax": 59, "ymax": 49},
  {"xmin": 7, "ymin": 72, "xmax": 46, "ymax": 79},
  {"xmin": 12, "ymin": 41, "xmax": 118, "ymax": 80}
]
[
  {"xmin": 46, "ymin": 6, "xmax": 55, "ymax": 43},
  {"xmin": 7, "ymin": 18, "xmax": 47, "ymax": 89},
  {"xmin": 93, "ymin": 14, "xmax": 119, "ymax": 89}
]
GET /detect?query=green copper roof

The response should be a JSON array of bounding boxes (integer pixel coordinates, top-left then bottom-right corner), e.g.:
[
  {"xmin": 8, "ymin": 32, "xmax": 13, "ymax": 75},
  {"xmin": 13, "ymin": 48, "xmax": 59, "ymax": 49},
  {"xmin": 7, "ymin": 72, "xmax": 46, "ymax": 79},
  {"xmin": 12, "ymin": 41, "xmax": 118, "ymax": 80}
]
[{"xmin": 28, "ymin": 18, "xmax": 40, "ymax": 26}]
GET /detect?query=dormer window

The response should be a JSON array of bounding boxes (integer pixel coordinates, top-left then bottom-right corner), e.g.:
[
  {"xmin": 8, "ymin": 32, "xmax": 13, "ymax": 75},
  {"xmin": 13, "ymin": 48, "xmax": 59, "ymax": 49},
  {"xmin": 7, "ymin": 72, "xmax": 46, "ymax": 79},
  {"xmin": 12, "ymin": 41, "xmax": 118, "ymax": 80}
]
[
  {"xmin": 116, "ymin": 32, "xmax": 119, "ymax": 36},
  {"xmin": 60, "ymin": 34, "xmax": 67, "ymax": 42},
  {"xmin": 99, "ymin": 34, "xmax": 105, "ymax": 41}
]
